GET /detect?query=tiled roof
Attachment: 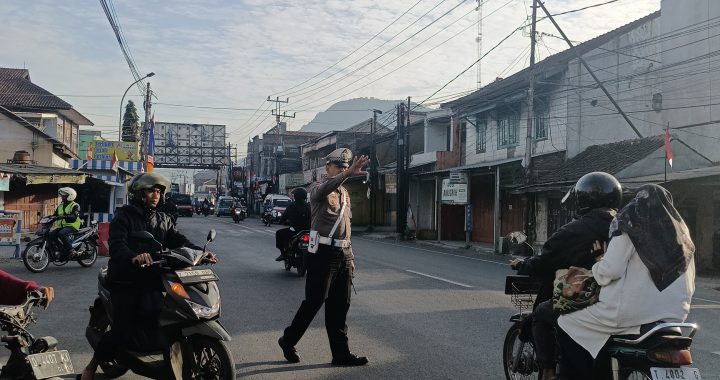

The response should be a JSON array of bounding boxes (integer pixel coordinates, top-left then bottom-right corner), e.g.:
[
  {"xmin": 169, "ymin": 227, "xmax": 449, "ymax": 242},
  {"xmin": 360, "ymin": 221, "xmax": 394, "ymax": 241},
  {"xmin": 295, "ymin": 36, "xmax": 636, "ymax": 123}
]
[
  {"xmin": 446, "ymin": 11, "xmax": 661, "ymax": 113},
  {"xmin": 533, "ymin": 135, "xmax": 665, "ymax": 184},
  {"xmin": 0, "ymin": 67, "xmax": 72, "ymax": 109}
]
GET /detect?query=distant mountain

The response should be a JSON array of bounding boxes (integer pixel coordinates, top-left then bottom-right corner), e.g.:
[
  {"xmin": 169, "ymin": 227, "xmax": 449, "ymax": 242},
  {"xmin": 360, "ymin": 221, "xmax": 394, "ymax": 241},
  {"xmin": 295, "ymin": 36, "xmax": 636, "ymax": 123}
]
[{"xmin": 299, "ymin": 98, "xmax": 406, "ymax": 133}]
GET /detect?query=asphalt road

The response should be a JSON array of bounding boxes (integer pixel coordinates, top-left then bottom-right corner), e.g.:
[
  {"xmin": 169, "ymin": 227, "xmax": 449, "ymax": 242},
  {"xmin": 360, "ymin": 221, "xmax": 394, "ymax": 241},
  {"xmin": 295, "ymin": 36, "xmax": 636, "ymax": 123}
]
[{"xmin": 1, "ymin": 215, "xmax": 719, "ymax": 379}]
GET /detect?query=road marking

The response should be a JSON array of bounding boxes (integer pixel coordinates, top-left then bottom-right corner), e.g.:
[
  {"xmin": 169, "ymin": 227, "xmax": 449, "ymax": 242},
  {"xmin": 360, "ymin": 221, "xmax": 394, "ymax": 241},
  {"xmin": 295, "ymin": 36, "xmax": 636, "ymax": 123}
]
[
  {"xmin": 690, "ymin": 304, "xmax": 720, "ymax": 309},
  {"xmin": 693, "ymin": 296, "xmax": 720, "ymax": 305},
  {"xmin": 405, "ymin": 270, "xmax": 473, "ymax": 288},
  {"xmin": 356, "ymin": 237, "xmax": 507, "ymax": 266},
  {"xmin": 712, "ymin": 351, "xmax": 720, "ymax": 356}
]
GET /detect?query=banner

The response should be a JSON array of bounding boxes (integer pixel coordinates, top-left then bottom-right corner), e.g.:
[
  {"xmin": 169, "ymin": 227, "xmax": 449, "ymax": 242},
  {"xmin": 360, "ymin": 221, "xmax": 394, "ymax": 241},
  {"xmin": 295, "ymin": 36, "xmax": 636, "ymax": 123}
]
[
  {"xmin": 91, "ymin": 141, "xmax": 140, "ymax": 161},
  {"xmin": 0, "ymin": 218, "xmax": 16, "ymax": 239}
]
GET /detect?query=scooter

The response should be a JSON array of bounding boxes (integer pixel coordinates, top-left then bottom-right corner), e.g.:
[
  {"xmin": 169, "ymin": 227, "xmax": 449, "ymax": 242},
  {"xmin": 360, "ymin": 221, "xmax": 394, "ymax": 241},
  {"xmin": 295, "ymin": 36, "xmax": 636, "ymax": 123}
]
[
  {"xmin": 84, "ymin": 229, "xmax": 235, "ymax": 379},
  {"xmin": 22, "ymin": 216, "xmax": 99, "ymax": 273},
  {"xmin": 282, "ymin": 228, "xmax": 309, "ymax": 277},
  {"xmin": 0, "ymin": 290, "xmax": 74, "ymax": 379},
  {"xmin": 231, "ymin": 206, "xmax": 246, "ymax": 223},
  {"xmin": 202, "ymin": 204, "xmax": 215, "ymax": 217}
]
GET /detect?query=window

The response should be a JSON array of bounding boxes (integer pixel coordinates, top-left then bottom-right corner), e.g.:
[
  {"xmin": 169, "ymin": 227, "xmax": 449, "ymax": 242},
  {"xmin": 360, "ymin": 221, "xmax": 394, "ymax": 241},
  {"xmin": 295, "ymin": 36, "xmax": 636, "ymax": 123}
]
[
  {"xmin": 475, "ymin": 118, "xmax": 487, "ymax": 153},
  {"xmin": 497, "ymin": 112, "xmax": 519, "ymax": 149},
  {"xmin": 534, "ymin": 104, "xmax": 549, "ymax": 140}
]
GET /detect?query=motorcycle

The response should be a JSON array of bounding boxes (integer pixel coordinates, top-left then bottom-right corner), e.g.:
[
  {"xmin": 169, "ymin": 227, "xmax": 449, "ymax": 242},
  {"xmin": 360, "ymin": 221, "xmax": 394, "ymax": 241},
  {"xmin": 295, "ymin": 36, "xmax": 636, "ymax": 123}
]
[
  {"xmin": 261, "ymin": 210, "xmax": 273, "ymax": 226},
  {"xmin": 282, "ymin": 228, "xmax": 309, "ymax": 277},
  {"xmin": 84, "ymin": 229, "xmax": 235, "ymax": 379},
  {"xmin": 22, "ymin": 216, "xmax": 99, "ymax": 273},
  {"xmin": 231, "ymin": 206, "xmax": 246, "ymax": 223},
  {"xmin": 502, "ymin": 275, "xmax": 700, "ymax": 380},
  {"xmin": 202, "ymin": 204, "xmax": 215, "ymax": 217},
  {"xmin": 0, "ymin": 290, "xmax": 74, "ymax": 379}
]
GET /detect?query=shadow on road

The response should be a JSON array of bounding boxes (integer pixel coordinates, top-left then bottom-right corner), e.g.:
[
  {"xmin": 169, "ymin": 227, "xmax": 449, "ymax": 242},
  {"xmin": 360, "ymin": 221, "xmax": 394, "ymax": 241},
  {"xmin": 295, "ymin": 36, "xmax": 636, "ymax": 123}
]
[{"xmin": 236, "ymin": 361, "xmax": 333, "ymax": 377}]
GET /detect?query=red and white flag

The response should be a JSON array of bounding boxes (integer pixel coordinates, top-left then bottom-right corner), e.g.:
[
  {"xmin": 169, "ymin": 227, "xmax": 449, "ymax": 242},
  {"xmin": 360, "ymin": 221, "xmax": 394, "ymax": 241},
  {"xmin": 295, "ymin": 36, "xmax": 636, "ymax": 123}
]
[
  {"xmin": 664, "ymin": 129, "xmax": 673, "ymax": 168},
  {"xmin": 111, "ymin": 150, "xmax": 119, "ymax": 172}
]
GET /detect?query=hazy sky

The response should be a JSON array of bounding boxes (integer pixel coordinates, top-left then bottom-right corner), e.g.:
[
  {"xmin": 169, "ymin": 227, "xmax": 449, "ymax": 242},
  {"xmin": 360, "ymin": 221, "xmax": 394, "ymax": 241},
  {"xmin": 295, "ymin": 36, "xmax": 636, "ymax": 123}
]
[{"xmin": 1, "ymin": 0, "xmax": 660, "ymax": 155}]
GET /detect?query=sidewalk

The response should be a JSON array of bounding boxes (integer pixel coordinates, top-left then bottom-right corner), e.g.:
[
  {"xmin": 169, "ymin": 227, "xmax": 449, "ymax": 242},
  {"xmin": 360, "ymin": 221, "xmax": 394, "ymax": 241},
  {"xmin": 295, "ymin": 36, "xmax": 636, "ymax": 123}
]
[{"xmin": 355, "ymin": 229, "xmax": 719, "ymax": 292}]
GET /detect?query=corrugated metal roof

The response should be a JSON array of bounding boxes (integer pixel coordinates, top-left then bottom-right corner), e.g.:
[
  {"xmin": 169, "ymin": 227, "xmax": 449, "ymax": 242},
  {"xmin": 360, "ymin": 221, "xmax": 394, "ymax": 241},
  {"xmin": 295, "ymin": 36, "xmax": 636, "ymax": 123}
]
[{"xmin": 0, "ymin": 163, "xmax": 87, "ymax": 175}]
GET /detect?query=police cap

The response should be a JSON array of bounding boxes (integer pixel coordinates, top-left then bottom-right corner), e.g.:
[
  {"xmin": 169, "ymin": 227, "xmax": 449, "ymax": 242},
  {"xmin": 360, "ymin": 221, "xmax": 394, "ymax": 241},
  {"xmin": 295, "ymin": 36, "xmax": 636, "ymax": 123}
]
[{"xmin": 325, "ymin": 148, "xmax": 352, "ymax": 168}]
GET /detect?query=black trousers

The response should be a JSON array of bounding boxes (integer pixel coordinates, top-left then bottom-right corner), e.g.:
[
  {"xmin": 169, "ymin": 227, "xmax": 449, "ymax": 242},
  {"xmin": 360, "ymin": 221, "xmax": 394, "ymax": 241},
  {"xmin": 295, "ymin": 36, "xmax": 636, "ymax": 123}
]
[
  {"xmin": 276, "ymin": 228, "xmax": 294, "ymax": 251},
  {"xmin": 283, "ymin": 245, "xmax": 353, "ymax": 358},
  {"xmin": 533, "ymin": 299, "xmax": 560, "ymax": 370},
  {"xmin": 49, "ymin": 227, "xmax": 75, "ymax": 256},
  {"xmin": 557, "ymin": 327, "xmax": 595, "ymax": 380},
  {"xmin": 95, "ymin": 288, "xmax": 163, "ymax": 362}
]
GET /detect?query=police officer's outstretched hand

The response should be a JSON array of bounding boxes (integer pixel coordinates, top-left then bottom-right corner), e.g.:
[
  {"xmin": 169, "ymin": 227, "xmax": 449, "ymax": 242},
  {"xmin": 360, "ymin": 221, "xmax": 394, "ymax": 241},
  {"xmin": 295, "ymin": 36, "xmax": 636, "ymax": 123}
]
[{"xmin": 347, "ymin": 155, "xmax": 370, "ymax": 176}]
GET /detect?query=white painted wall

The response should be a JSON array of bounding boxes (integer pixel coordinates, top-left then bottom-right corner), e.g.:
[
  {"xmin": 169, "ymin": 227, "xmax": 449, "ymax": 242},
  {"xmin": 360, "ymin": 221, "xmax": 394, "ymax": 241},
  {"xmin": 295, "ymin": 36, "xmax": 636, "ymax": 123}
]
[
  {"xmin": 659, "ymin": 0, "xmax": 720, "ymax": 161},
  {"xmin": 0, "ymin": 114, "xmax": 68, "ymax": 167}
]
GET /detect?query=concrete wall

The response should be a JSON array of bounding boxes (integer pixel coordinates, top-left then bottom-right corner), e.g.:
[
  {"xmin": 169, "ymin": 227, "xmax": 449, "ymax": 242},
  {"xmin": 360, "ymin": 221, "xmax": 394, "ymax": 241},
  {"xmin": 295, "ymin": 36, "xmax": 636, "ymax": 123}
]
[
  {"xmin": 0, "ymin": 114, "xmax": 67, "ymax": 167},
  {"xmin": 566, "ymin": 16, "xmax": 664, "ymax": 158},
  {"xmin": 660, "ymin": 0, "xmax": 720, "ymax": 161}
]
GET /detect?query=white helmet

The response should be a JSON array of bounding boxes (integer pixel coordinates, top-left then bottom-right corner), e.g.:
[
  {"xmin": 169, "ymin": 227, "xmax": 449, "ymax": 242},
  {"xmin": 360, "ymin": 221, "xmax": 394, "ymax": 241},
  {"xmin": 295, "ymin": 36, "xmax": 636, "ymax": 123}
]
[{"xmin": 58, "ymin": 187, "xmax": 77, "ymax": 201}]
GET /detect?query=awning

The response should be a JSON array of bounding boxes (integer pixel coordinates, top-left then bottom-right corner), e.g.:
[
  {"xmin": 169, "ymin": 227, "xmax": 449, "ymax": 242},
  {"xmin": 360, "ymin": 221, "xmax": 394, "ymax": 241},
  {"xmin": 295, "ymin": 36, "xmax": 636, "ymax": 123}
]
[
  {"xmin": 26, "ymin": 174, "xmax": 86, "ymax": 185},
  {"xmin": 0, "ymin": 163, "xmax": 87, "ymax": 185}
]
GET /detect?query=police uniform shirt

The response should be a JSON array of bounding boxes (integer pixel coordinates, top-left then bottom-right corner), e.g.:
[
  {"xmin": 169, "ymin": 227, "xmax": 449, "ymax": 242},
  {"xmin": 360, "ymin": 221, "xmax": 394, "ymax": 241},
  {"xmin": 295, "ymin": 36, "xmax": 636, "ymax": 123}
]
[{"xmin": 310, "ymin": 171, "xmax": 351, "ymax": 240}]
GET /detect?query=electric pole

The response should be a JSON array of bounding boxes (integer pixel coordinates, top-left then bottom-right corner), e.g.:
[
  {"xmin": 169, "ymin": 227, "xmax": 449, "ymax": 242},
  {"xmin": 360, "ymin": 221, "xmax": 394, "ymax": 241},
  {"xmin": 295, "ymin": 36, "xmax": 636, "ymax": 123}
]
[
  {"xmin": 476, "ymin": 0, "xmax": 483, "ymax": 89},
  {"xmin": 523, "ymin": 0, "xmax": 537, "ymax": 182},
  {"xmin": 141, "ymin": 83, "xmax": 152, "ymax": 163},
  {"xmin": 267, "ymin": 96, "xmax": 295, "ymax": 191},
  {"xmin": 369, "ymin": 109, "xmax": 382, "ymax": 231}
]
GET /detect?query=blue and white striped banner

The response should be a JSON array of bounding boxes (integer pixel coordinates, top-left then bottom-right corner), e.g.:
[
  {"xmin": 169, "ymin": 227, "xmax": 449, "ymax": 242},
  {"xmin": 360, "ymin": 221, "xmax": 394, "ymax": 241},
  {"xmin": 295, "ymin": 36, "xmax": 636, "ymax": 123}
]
[{"xmin": 70, "ymin": 160, "xmax": 144, "ymax": 171}]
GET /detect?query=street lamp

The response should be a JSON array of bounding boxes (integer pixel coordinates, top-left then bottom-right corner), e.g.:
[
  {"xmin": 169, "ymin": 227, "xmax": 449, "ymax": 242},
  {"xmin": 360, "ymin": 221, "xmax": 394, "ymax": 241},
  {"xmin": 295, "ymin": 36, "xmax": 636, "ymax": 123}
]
[{"xmin": 118, "ymin": 72, "xmax": 155, "ymax": 141}]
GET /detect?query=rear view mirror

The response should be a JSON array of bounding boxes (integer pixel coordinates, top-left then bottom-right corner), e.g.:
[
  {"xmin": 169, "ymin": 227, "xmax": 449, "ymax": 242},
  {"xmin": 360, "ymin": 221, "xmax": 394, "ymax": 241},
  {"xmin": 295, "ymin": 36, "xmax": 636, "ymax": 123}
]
[
  {"xmin": 207, "ymin": 229, "xmax": 216, "ymax": 242},
  {"xmin": 131, "ymin": 231, "xmax": 155, "ymax": 240}
]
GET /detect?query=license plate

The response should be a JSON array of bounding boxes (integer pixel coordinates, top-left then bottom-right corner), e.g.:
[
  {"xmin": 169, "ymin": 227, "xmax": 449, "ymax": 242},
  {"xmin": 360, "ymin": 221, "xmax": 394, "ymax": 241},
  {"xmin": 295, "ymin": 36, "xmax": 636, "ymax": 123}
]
[
  {"xmin": 175, "ymin": 268, "xmax": 219, "ymax": 284},
  {"xmin": 651, "ymin": 367, "xmax": 701, "ymax": 380},
  {"xmin": 27, "ymin": 350, "xmax": 74, "ymax": 379}
]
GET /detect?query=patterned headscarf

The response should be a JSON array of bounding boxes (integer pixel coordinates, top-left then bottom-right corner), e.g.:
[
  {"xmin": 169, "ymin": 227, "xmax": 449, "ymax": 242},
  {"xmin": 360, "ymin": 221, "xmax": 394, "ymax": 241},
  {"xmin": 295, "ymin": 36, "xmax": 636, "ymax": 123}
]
[{"xmin": 609, "ymin": 184, "xmax": 695, "ymax": 291}]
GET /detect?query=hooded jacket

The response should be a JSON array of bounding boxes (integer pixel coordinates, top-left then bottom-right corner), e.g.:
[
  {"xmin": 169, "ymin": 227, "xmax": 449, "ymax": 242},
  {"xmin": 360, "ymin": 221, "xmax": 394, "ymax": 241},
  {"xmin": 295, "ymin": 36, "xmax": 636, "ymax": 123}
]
[
  {"xmin": 107, "ymin": 204, "xmax": 202, "ymax": 287},
  {"xmin": 518, "ymin": 208, "xmax": 616, "ymax": 308}
]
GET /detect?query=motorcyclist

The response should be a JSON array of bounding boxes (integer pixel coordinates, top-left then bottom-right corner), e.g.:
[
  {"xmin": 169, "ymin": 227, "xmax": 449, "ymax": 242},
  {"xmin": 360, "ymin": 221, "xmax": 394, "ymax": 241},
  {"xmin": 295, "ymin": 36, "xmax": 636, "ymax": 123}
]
[
  {"xmin": 274, "ymin": 188, "xmax": 311, "ymax": 261},
  {"xmin": 509, "ymin": 172, "xmax": 622, "ymax": 380},
  {"xmin": 79, "ymin": 173, "xmax": 217, "ymax": 380},
  {"xmin": 49, "ymin": 187, "xmax": 81, "ymax": 260},
  {"xmin": 202, "ymin": 198, "xmax": 212, "ymax": 215}
]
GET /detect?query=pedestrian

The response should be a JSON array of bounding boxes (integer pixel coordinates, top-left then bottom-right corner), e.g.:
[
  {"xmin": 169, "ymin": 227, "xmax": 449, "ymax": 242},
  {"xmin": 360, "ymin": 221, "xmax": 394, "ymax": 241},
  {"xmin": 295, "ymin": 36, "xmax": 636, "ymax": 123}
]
[{"xmin": 278, "ymin": 148, "xmax": 370, "ymax": 366}]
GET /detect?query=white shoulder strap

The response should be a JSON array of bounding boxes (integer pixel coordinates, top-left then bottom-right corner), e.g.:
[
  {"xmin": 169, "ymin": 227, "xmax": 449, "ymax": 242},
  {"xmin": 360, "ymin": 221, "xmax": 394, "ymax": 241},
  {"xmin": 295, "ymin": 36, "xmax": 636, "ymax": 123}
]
[{"xmin": 328, "ymin": 190, "xmax": 347, "ymax": 238}]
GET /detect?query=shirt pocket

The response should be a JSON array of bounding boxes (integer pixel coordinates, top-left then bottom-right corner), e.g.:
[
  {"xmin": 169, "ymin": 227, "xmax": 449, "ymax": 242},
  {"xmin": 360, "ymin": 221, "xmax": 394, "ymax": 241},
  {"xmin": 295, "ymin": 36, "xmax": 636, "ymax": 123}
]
[{"xmin": 326, "ymin": 193, "xmax": 341, "ymax": 215}]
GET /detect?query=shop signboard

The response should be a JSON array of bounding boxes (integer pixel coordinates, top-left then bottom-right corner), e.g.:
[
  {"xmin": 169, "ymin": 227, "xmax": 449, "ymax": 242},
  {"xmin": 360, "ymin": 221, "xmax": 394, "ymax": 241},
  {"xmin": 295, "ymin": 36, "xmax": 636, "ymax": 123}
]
[{"xmin": 91, "ymin": 141, "xmax": 140, "ymax": 161}]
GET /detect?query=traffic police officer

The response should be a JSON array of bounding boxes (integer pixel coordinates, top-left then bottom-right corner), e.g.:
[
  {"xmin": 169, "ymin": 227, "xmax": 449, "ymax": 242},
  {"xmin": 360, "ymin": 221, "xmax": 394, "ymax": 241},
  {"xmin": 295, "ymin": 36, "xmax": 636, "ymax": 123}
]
[{"xmin": 278, "ymin": 148, "xmax": 370, "ymax": 366}]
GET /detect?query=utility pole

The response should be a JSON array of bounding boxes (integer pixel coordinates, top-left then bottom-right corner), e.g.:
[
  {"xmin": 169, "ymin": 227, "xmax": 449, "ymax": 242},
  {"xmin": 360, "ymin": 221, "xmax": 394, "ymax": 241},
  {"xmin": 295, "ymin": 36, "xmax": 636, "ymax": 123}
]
[
  {"xmin": 523, "ymin": 0, "xmax": 537, "ymax": 182},
  {"xmin": 369, "ymin": 109, "xmax": 382, "ymax": 231},
  {"xmin": 141, "ymin": 83, "xmax": 152, "ymax": 162},
  {"xmin": 267, "ymin": 96, "xmax": 295, "ymax": 191},
  {"xmin": 396, "ymin": 103, "xmax": 406, "ymax": 236},
  {"xmin": 476, "ymin": 0, "xmax": 483, "ymax": 89}
]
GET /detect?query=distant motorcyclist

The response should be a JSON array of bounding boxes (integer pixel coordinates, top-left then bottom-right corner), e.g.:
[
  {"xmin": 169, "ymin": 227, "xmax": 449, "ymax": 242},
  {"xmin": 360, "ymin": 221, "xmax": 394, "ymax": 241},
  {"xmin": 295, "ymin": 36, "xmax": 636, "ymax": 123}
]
[
  {"xmin": 509, "ymin": 172, "xmax": 622, "ymax": 380},
  {"xmin": 79, "ymin": 173, "xmax": 216, "ymax": 380},
  {"xmin": 49, "ymin": 187, "xmax": 81, "ymax": 261},
  {"xmin": 275, "ymin": 188, "xmax": 311, "ymax": 261}
]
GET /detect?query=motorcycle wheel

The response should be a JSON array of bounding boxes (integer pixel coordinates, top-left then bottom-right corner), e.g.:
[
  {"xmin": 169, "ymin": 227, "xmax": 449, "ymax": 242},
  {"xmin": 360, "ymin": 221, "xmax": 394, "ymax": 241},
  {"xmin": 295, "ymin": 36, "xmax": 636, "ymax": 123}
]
[
  {"xmin": 185, "ymin": 335, "xmax": 235, "ymax": 380},
  {"xmin": 77, "ymin": 242, "xmax": 98, "ymax": 267},
  {"xmin": 296, "ymin": 253, "xmax": 307, "ymax": 277},
  {"xmin": 22, "ymin": 243, "xmax": 50, "ymax": 273},
  {"xmin": 502, "ymin": 322, "xmax": 539, "ymax": 380}
]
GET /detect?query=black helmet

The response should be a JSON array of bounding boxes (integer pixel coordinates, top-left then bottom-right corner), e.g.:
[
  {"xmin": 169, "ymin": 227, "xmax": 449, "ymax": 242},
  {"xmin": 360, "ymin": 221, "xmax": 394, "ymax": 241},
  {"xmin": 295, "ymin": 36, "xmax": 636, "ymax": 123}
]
[
  {"xmin": 127, "ymin": 173, "xmax": 171, "ymax": 208},
  {"xmin": 292, "ymin": 187, "xmax": 308, "ymax": 200},
  {"xmin": 562, "ymin": 172, "xmax": 622, "ymax": 213}
]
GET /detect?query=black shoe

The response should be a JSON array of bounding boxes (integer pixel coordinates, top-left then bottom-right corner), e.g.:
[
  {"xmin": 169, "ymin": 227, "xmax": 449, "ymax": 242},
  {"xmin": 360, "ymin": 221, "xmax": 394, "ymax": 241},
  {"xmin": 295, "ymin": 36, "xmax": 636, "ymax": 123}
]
[
  {"xmin": 331, "ymin": 353, "xmax": 368, "ymax": 366},
  {"xmin": 278, "ymin": 337, "xmax": 299, "ymax": 363},
  {"xmin": 275, "ymin": 255, "xmax": 285, "ymax": 262}
]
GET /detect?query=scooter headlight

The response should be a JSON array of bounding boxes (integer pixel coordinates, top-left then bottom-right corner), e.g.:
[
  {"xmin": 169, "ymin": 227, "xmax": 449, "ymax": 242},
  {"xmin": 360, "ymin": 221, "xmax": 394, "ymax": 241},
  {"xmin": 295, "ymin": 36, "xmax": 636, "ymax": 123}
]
[
  {"xmin": 272, "ymin": 210, "xmax": 279, "ymax": 217},
  {"xmin": 186, "ymin": 299, "xmax": 220, "ymax": 319}
]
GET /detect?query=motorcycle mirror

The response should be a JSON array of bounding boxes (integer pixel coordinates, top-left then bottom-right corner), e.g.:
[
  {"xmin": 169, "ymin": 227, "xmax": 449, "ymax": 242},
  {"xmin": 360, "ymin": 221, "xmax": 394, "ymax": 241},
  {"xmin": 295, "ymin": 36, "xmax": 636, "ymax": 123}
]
[
  {"xmin": 131, "ymin": 231, "xmax": 155, "ymax": 240},
  {"xmin": 207, "ymin": 229, "xmax": 216, "ymax": 242}
]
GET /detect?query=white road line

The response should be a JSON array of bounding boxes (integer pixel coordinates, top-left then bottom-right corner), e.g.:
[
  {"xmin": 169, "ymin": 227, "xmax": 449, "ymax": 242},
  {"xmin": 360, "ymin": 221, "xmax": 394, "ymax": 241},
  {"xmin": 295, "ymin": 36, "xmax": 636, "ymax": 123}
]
[
  {"xmin": 405, "ymin": 270, "xmax": 474, "ymax": 288},
  {"xmin": 356, "ymin": 237, "xmax": 507, "ymax": 266},
  {"xmin": 712, "ymin": 351, "xmax": 720, "ymax": 356},
  {"xmin": 693, "ymin": 296, "xmax": 720, "ymax": 305},
  {"xmin": 690, "ymin": 304, "xmax": 720, "ymax": 309}
]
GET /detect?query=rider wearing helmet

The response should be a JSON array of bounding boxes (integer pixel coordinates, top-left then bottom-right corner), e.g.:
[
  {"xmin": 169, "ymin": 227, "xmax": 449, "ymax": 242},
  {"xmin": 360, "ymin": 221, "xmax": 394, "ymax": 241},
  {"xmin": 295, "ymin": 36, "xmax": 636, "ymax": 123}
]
[
  {"xmin": 50, "ymin": 187, "xmax": 81, "ymax": 260},
  {"xmin": 274, "ymin": 187, "xmax": 311, "ymax": 261},
  {"xmin": 79, "ymin": 172, "xmax": 216, "ymax": 380},
  {"xmin": 509, "ymin": 172, "xmax": 622, "ymax": 380}
]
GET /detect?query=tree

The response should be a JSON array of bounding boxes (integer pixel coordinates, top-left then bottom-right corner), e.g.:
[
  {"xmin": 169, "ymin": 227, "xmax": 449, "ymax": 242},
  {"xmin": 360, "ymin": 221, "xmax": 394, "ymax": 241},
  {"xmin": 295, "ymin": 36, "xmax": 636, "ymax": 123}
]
[{"xmin": 122, "ymin": 100, "xmax": 140, "ymax": 142}]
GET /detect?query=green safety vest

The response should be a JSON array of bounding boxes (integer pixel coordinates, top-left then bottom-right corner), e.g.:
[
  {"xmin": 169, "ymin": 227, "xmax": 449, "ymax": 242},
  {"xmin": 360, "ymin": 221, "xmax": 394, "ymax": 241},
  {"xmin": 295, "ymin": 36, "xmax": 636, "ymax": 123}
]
[{"xmin": 57, "ymin": 201, "xmax": 81, "ymax": 230}]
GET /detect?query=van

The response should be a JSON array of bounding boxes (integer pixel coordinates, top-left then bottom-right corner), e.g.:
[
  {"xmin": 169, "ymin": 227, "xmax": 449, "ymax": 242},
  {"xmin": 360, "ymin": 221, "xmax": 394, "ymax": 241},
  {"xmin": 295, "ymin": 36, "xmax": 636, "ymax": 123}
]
[{"xmin": 216, "ymin": 196, "xmax": 235, "ymax": 217}]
